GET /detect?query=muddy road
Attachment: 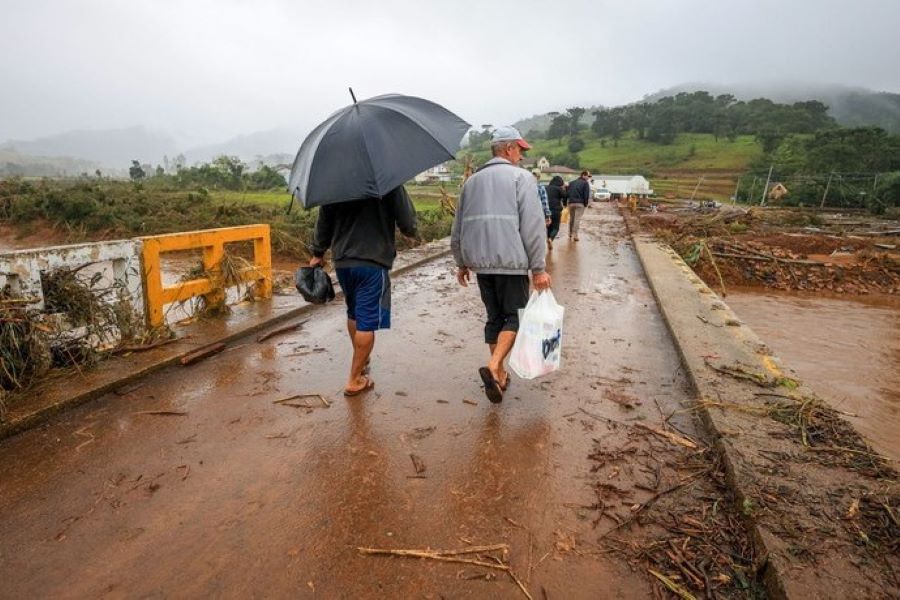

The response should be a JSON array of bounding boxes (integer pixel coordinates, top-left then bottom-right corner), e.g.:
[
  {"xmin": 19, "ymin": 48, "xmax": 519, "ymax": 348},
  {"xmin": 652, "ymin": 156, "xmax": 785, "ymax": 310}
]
[{"xmin": 1, "ymin": 205, "xmax": 721, "ymax": 598}]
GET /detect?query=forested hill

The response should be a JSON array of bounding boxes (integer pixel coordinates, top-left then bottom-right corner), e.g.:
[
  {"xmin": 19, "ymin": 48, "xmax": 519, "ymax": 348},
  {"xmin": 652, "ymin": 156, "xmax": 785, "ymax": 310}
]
[
  {"xmin": 515, "ymin": 84, "xmax": 900, "ymax": 135},
  {"xmin": 639, "ymin": 83, "xmax": 900, "ymax": 133}
]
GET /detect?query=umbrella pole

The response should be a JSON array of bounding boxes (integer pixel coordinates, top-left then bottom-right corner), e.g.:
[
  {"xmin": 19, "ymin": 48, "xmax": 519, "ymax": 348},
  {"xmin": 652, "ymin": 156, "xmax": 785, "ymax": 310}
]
[
  {"xmin": 286, "ymin": 190, "xmax": 296, "ymax": 214},
  {"xmin": 349, "ymin": 87, "xmax": 358, "ymax": 104}
]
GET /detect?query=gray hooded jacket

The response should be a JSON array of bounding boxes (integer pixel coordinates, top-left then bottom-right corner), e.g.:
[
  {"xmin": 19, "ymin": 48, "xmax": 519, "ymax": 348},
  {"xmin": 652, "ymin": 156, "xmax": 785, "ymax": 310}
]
[{"xmin": 451, "ymin": 157, "xmax": 547, "ymax": 275}]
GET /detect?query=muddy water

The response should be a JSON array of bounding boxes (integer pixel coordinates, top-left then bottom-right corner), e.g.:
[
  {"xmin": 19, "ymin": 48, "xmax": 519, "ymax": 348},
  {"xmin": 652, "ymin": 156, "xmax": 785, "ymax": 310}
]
[{"xmin": 726, "ymin": 290, "xmax": 900, "ymax": 462}]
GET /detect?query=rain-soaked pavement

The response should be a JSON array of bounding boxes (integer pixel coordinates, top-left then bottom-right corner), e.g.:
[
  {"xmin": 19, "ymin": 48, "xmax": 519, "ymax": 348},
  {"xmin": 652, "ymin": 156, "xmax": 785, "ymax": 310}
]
[{"xmin": 0, "ymin": 205, "xmax": 702, "ymax": 598}]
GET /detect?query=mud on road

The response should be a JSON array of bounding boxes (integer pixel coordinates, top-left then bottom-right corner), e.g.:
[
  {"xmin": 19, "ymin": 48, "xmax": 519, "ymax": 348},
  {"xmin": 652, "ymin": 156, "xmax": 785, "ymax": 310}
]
[{"xmin": 0, "ymin": 205, "xmax": 757, "ymax": 598}]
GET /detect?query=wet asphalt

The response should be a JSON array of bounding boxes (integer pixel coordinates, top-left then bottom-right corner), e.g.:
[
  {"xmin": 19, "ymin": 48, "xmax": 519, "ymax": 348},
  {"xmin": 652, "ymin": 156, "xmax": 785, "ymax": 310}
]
[{"xmin": 0, "ymin": 205, "xmax": 700, "ymax": 599}]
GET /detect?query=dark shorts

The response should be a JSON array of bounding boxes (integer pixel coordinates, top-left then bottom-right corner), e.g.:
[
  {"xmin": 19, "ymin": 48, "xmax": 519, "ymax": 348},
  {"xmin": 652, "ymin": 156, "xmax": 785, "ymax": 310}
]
[
  {"xmin": 336, "ymin": 266, "xmax": 391, "ymax": 332},
  {"xmin": 476, "ymin": 274, "xmax": 530, "ymax": 344}
]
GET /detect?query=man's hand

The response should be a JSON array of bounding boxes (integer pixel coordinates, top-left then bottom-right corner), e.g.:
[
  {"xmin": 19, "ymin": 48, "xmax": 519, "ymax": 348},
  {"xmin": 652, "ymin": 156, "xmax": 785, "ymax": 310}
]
[
  {"xmin": 456, "ymin": 266, "xmax": 471, "ymax": 287},
  {"xmin": 545, "ymin": 217, "xmax": 552, "ymax": 226},
  {"xmin": 309, "ymin": 256, "xmax": 323, "ymax": 267},
  {"xmin": 532, "ymin": 271, "xmax": 551, "ymax": 291}
]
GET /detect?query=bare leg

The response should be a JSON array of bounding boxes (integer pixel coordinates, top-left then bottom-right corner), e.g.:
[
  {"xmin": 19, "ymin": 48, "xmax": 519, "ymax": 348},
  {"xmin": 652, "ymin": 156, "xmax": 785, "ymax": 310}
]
[
  {"xmin": 346, "ymin": 319, "xmax": 375, "ymax": 392},
  {"xmin": 488, "ymin": 331, "xmax": 516, "ymax": 384}
]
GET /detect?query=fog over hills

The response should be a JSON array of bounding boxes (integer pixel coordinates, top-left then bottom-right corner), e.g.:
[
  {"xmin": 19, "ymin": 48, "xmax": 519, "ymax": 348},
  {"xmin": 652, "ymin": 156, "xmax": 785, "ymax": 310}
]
[
  {"xmin": 2, "ymin": 82, "xmax": 898, "ymax": 177},
  {"xmin": 0, "ymin": 126, "xmax": 178, "ymax": 169},
  {"xmin": 642, "ymin": 82, "xmax": 900, "ymax": 133},
  {"xmin": 514, "ymin": 82, "xmax": 900, "ymax": 135}
]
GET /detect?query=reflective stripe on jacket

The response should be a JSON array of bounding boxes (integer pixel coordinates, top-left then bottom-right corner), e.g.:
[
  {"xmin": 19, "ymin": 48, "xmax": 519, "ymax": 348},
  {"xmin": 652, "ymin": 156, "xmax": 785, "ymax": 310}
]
[{"xmin": 451, "ymin": 157, "xmax": 547, "ymax": 275}]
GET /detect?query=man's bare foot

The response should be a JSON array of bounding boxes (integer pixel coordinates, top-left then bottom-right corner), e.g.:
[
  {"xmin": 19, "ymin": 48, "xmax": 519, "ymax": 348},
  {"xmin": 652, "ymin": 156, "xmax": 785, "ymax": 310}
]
[{"xmin": 344, "ymin": 376, "xmax": 375, "ymax": 397}]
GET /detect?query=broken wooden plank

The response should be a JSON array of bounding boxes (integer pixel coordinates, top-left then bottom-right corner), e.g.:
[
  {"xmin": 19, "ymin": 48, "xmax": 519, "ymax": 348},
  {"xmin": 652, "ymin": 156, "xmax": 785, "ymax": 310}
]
[
  {"xmin": 256, "ymin": 319, "xmax": 308, "ymax": 343},
  {"xmin": 179, "ymin": 343, "xmax": 226, "ymax": 366}
]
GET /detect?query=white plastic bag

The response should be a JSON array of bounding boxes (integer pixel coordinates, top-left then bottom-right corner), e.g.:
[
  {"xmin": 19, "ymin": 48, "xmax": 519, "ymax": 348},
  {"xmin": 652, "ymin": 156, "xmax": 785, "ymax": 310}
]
[{"xmin": 508, "ymin": 290, "xmax": 565, "ymax": 380}]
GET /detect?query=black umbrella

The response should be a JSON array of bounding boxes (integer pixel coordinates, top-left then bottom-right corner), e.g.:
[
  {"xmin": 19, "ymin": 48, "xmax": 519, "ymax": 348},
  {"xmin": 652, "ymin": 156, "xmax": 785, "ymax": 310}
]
[{"xmin": 288, "ymin": 90, "xmax": 470, "ymax": 208}]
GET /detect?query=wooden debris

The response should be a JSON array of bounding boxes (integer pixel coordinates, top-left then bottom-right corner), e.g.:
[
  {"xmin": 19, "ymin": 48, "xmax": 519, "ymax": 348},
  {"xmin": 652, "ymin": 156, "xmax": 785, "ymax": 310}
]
[
  {"xmin": 409, "ymin": 453, "xmax": 426, "ymax": 475},
  {"xmin": 274, "ymin": 393, "xmax": 329, "ymax": 409},
  {"xmin": 357, "ymin": 545, "xmax": 530, "ymax": 599},
  {"xmin": 113, "ymin": 338, "xmax": 178, "ymax": 354},
  {"xmin": 648, "ymin": 568, "xmax": 697, "ymax": 600},
  {"xmin": 256, "ymin": 320, "xmax": 308, "ymax": 343},
  {"xmin": 113, "ymin": 382, "xmax": 145, "ymax": 396},
  {"xmin": 179, "ymin": 343, "xmax": 226, "ymax": 366},
  {"xmin": 634, "ymin": 423, "xmax": 699, "ymax": 450}
]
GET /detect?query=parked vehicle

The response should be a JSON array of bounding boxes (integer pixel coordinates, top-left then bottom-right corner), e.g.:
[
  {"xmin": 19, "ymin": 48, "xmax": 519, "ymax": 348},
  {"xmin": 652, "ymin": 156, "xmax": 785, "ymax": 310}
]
[{"xmin": 593, "ymin": 188, "xmax": 611, "ymax": 201}]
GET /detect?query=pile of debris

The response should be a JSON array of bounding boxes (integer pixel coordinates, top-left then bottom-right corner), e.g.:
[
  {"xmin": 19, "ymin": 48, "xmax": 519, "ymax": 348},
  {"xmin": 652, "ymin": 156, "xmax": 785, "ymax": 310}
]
[
  {"xmin": 1, "ymin": 265, "xmax": 150, "ymax": 418},
  {"xmin": 636, "ymin": 204, "xmax": 900, "ymax": 294}
]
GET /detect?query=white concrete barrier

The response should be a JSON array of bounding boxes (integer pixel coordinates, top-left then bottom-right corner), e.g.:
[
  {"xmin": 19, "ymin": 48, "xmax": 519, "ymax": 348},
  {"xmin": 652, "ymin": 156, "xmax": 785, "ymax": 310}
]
[{"xmin": 0, "ymin": 240, "xmax": 145, "ymax": 338}]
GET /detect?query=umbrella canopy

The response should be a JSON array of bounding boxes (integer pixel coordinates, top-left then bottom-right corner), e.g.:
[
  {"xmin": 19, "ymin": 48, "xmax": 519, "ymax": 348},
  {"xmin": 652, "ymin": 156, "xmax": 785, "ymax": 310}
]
[{"xmin": 288, "ymin": 93, "xmax": 470, "ymax": 208}]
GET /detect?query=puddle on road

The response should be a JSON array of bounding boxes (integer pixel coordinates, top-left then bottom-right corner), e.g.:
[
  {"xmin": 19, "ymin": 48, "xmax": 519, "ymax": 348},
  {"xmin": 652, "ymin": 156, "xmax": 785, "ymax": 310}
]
[{"xmin": 726, "ymin": 289, "xmax": 900, "ymax": 462}]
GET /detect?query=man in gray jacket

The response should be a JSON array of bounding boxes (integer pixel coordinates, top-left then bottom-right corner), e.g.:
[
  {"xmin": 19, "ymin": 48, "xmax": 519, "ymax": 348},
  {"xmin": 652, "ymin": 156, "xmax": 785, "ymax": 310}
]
[{"xmin": 451, "ymin": 126, "xmax": 552, "ymax": 403}]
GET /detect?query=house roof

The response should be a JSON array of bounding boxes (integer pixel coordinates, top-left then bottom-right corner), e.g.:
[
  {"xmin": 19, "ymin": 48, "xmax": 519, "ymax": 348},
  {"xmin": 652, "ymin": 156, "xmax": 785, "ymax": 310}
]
[
  {"xmin": 595, "ymin": 174, "xmax": 646, "ymax": 181},
  {"xmin": 547, "ymin": 165, "xmax": 579, "ymax": 174}
]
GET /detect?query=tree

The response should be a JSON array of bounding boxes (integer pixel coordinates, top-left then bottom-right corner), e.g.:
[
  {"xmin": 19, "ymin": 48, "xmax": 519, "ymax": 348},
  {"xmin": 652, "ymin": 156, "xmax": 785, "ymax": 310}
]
[
  {"xmin": 871, "ymin": 171, "xmax": 900, "ymax": 214},
  {"xmin": 568, "ymin": 137, "xmax": 585, "ymax": 153},
  {"xmin": 128, "ymin": 160, "xmax": 145, "ymax": 182},
  {"xmin": 548, "ymin": 114, "xmax": 570, "ymax": 143},
  {"xmin": 755, "ymin": 129, "xmax": 784, "ymax": 154},
  {"xmin": 565, "ymin": 107, "xmax": 586, "ymax": 136},
  {"xmin": 552, "ymin": 151, "xmax": 580, "ymax": 169}
]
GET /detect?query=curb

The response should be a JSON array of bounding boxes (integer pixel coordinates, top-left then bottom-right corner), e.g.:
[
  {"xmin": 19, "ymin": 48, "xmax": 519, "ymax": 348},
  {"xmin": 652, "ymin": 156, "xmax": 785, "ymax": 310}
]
[{"xmin": 0, "ymin": 242, "xmax": 452, "ymax": 441}]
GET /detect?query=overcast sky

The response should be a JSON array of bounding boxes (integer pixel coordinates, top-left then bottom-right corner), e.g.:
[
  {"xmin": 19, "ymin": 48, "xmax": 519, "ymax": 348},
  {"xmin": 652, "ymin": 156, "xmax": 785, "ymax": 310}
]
[{"xmin": 2, "ymin": 0, "xmax": 898, "ymax": 147}]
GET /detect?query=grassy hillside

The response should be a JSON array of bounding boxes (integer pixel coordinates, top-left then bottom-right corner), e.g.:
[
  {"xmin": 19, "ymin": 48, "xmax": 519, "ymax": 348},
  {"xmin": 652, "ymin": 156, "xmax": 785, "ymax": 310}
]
[
  {"xmin": 460, "ymin": 132, "xmax": 765, "ymax": 201},
  {"xmin": 466, "ymin": 133, "xmax": 763, "ymax": 174}
]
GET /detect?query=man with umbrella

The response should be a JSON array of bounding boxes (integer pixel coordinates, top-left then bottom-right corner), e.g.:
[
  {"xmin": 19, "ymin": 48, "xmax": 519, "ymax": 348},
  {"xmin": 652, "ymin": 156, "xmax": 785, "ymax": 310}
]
[
  {"xmin": 452, "ymin": 126, "xmax": 552, "ymax": 403},
  {"xmin": 309, "ymin": 187, "xmax": 417, "ymax": 396},
  {"xmin": 292, "ymin": 92, "xmax": 470, "ymax": 397}
]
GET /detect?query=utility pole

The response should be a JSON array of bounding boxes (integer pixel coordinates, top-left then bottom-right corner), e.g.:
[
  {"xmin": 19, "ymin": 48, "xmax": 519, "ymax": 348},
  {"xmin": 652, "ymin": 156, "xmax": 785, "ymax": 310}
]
[
  {"xmin": 759, "ymin": 165, "xmax": 773, "ymax": 206},
  {"xmin": 820, "ymin": 172, "xmax": 833, "ymax": 208},
  {"xmin": 731, "ymin": 176, "xmax": 741, "ymax": 205},
  {"xmin": 689, "ymin": 176, "xmax": 704, "ymax": 202},
  {"xmin": 748, "ymin": 177, "xmax": 758, "ymax": 203}
]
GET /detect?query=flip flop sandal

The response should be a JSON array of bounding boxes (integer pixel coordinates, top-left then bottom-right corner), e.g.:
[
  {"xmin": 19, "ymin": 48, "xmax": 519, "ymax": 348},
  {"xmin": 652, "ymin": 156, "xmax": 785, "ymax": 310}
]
[
  {"xmin": 478, "ymin": 367, "xmax": 504, "ymax": 404},
  {"xmin": 344, "ymin": 376, "xmax": 375, "ymax": 397}
]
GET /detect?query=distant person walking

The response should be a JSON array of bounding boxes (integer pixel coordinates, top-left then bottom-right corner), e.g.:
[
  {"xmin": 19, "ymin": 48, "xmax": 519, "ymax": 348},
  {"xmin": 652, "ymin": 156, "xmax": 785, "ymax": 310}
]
[
  {"xmin": 566, "ymin": 170, "xmax": 592, "ymax": 242},
  {"xmin": 532, "ymin": 169, "xmax": 552, "ymax": 233},
  {"xmin": 545, "ymin": 175, "xmax": 567, "ymax": 249},
  {"xmin": 309, "ymin": 186, "xmax": 417, "ymax": 396},
  {"xmin": 451, "ymin": 126, "xmax": 551, "ymax": 403}
]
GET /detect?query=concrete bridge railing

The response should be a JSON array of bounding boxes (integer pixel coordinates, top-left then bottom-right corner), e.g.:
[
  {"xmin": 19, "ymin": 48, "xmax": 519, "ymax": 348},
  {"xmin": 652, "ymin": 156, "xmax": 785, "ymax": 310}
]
[{"xmin": 0, "ymin": 224, "xmax": 273, "ymax": 343}]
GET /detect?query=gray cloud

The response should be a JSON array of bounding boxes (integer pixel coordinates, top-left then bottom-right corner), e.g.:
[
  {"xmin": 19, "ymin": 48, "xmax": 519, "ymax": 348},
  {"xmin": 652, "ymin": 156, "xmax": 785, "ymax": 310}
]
[{"xmin": 2, "ymin": 0, "xmax": 898, "ymax": 147}]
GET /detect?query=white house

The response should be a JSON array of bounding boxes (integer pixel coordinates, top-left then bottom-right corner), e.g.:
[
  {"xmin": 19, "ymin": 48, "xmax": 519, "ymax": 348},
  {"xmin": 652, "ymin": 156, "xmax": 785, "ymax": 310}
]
[
  {"xmin": 522, "ymin": 156, "xmax": 551, "ymax": 171},
  {"xmin": 594, "ymin": 174, "xmax": 653, "ymax": 198},
  {"xmin": 414, "ymin": 163, "xmax": 452, "ymax": 183}
]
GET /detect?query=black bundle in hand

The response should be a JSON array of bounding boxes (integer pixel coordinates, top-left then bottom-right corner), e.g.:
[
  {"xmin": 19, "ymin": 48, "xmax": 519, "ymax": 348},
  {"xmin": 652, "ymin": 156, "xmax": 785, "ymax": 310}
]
[{"xmin": 295, "ymin": 266, "xmax": 336, "ymax": 304}]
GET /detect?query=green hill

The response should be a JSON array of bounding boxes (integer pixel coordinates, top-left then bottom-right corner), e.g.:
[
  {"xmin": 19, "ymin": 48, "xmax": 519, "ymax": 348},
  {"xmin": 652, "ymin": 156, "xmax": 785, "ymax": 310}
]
[{"xmin": 466, "ymin": 132, "xmax": 763, "ymax": 174}]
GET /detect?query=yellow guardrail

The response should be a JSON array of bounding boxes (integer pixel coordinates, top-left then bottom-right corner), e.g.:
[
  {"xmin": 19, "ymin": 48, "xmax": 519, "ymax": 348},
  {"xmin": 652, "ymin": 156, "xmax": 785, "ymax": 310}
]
[{"xmin": 140, "ymin": 224, "xmax": 272, "ymax": 328}]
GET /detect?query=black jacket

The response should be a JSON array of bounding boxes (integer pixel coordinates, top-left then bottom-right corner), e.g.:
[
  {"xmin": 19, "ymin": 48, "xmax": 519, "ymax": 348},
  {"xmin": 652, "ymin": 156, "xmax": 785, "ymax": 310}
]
[
  {"xmin": 567, "ymin": 177, "xmax": 590, "ymax": 205},
  {"xmin": 546, "ymin": 176, "xmax": 567, "ymax": 212},
  {"xmin": 312, "ymin": 186, "xmax": 417, "ymax": 269}
]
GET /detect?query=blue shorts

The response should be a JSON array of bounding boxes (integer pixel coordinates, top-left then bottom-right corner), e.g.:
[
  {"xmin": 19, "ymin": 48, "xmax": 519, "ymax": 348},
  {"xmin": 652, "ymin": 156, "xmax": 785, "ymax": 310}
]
[{"xmin": 336, "ymin": 266, "xmax": 391, "ymax": 332}]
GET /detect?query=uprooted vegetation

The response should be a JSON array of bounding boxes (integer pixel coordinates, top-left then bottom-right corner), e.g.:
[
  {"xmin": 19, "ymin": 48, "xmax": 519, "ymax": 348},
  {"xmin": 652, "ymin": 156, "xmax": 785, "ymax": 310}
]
[
  {"xmin": 636, "ymin": 203, "xmax": 899, "ymax": 295},
  {"xmin": 0, "ymin": 263, "xmax": 161, "ymax": 418}
]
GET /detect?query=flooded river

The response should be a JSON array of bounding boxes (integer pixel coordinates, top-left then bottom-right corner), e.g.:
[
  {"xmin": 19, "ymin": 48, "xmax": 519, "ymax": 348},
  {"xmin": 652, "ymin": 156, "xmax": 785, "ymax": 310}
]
[{"xmin": 726, "ymin": 289, "xmax": 900, "ymax": 462}]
